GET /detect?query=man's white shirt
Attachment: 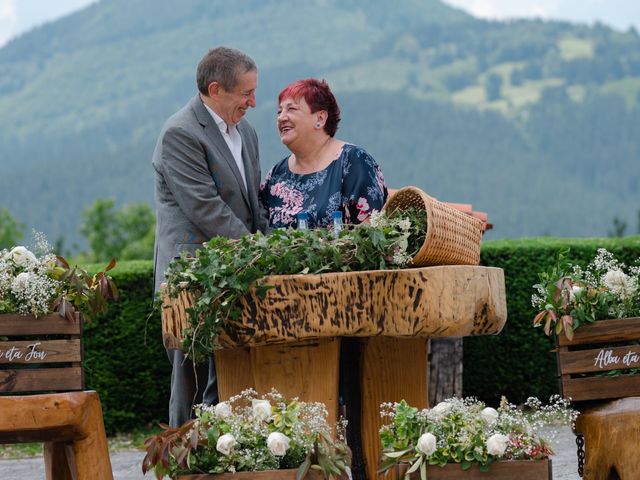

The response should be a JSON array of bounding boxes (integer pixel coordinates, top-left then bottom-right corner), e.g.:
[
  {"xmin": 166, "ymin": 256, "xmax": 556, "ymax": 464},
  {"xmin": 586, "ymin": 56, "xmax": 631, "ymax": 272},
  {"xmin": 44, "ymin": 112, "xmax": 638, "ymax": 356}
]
[{"xmin": 204, "ymin": 104, "xmax": 248, "ymax": 191}]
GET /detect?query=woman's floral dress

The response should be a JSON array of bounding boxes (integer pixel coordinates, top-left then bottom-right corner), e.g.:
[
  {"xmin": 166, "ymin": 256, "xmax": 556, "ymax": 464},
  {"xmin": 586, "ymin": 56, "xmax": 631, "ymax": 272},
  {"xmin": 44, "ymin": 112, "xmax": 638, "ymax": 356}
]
[{"xmin": 260, "ymin": 144, "xmax": 388, "ymax": 228}]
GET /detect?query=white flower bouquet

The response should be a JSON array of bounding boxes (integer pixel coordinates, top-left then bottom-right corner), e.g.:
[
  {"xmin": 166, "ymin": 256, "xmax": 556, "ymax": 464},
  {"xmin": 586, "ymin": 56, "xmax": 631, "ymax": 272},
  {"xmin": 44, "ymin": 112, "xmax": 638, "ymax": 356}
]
[
  {"xmin": 379, "ymin": 396, "xmax": 577, "ymax": 478},
  {"xmin": 0, "ymin": 233, "xmax": 118, "ymax": 320},
  {"xmin": 142, "ymin": 389, "xmax": 351, "ymax": 479},
  {"xmin": 532, "ymin": 248, "xmax": 640, "ymax": 339}
]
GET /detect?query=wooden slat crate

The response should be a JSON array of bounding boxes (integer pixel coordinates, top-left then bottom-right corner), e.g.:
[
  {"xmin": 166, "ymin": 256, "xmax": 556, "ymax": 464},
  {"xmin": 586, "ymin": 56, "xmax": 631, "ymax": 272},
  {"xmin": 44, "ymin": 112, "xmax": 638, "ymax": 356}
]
[
  {"xmin": 0, "ymin": 313, "xmax": 83, "ymax": 394},
  {"xmin": 556, "ymin": 317, "xmax": 640, "ymax": 403},
  {"xmin": 397, "ymin": 459, "xmax": 552, "ymax": 479}
]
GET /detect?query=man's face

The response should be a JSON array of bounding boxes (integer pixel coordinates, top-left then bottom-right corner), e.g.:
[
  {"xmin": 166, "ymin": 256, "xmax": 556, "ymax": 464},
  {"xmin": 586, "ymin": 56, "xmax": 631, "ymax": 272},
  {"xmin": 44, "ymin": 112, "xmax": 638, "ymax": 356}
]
[{"xmin": 215, "ymin": 69, "xmax": 257, "ymax": 125}]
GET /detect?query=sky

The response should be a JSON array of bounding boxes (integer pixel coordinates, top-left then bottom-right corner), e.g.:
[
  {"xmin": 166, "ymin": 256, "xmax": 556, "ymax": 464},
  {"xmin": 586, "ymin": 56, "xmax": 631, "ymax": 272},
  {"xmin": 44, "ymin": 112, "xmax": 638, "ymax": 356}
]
[{"xmin": 1, "ymin": 0, "xmax": 639, "ymax": 48}]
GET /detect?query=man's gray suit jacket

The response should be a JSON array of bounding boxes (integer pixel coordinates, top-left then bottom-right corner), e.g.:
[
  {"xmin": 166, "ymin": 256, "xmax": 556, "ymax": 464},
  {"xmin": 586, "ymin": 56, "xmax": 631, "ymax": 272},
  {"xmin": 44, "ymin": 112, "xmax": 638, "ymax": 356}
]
[{"xmin": 152, "ymin": 94, "xmax": 269, "ymax": 293}]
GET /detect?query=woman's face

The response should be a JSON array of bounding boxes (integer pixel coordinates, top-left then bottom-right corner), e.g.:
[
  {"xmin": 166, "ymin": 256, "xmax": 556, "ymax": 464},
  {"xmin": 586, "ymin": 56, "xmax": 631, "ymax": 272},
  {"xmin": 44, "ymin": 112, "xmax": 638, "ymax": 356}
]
[{"xmin": 277, "ymin": 96, "xmax": 319, "ymax": 146}]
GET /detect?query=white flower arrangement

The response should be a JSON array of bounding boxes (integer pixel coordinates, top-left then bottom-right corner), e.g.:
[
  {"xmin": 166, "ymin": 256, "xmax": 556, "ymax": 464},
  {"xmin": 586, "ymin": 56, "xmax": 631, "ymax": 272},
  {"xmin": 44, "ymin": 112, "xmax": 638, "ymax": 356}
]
[
  {"xmin": 379, "ymin": 396, "xmax": 577, "ymax": 477},
  {"xmin": 0, "ymin": 232, "xmax": 118, "ymax": 320},
  {"xmin": 142, "ymin": 389, "xmax": 351, "ymax": 479},
  {"xmin": 0, "ymin": 235, "xmax": 61, "ymax": 317},
  {"xmin": 532, "ymin": 248, "xmax": 640, "ymax": 339}
]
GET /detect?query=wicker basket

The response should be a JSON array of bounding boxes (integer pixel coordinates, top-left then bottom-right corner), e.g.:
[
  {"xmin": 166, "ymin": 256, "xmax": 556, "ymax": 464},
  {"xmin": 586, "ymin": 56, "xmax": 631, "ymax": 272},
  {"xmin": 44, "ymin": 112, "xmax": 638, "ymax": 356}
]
[{"xmin": 383, "ymin": 186, "xmax": 482, "ymax": 266}]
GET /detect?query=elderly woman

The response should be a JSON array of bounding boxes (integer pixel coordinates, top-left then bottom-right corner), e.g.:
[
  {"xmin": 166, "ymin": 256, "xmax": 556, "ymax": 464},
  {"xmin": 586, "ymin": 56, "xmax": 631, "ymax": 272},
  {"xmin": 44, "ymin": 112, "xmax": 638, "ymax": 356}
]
[
  {"xmin": 260, "ymin": 78, "xmax": 387, "ymax": 229},
  {"xmin": 260, "ymin": 78, "xmax": 387, "ymax": 479}
]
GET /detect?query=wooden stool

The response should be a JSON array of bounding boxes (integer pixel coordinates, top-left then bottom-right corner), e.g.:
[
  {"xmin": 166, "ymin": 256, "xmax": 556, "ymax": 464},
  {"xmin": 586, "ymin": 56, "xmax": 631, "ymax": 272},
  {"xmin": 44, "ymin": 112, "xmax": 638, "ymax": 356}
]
[
  {"xmin": 0, "ymin": 313, "xmax": 113, "ymax": 479},
  {"xmin": 575, "ymin": 397, "xmax": 640, "ymax": 480}
]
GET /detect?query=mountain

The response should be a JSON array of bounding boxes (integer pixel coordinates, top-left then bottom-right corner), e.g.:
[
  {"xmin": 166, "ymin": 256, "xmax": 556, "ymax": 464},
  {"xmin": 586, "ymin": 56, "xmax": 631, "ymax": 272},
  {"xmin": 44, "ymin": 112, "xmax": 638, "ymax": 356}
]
[{"xmin": 0, "ymin": 0, "xmax": 639, "ymax": 249}]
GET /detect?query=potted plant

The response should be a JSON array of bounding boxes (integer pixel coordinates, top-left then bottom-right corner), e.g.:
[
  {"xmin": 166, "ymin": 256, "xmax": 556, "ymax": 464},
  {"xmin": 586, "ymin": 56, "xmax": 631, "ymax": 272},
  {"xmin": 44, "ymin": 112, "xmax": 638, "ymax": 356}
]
[
  {"xmin": 378, "ymin": 396, "xmax": 577, "ymax": 480},
  {"xmin": 142, "ymin": 388, "xmax": 351, "ymax": 479},
  {"xmin": 531, "ymin": 248, "xmax": 640, "ymax": 402}
]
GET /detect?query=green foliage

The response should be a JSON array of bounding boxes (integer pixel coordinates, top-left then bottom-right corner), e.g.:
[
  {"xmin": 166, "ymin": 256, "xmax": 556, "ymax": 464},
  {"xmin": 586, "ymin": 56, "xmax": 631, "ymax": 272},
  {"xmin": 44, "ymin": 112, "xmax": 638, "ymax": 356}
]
[
  {"xmin": 82, "ymin": 260, "xmax": 170, "ymax": 434},
  {"xmin": 80, "ymin": 199, "xmax": 155, "ymax": 263},
  {"xmin": 166, "ymin": 209, "xmax": 427, "ymax": 362},
  {"xmin": 0, "ymin": 208, "xmax": 23, "ymax": 249},
  {"xmin": 485, "ymin": 73, "xmax": 503, "ymax": 101}
]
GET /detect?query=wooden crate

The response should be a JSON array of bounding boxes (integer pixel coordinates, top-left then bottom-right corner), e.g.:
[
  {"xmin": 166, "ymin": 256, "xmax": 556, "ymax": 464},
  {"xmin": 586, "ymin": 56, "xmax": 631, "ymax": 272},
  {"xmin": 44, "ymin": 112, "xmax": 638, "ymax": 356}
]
[
  {"xmin": 397, "ymin": 459, "xmax": 552, "ymax": 479},
  {"xmin": 556, "ymin": 317, "xmax": 640, "ymax": 403},
  {"xmin": 0, "ymin": 313, "xmax": 83, "ymax": 394}
]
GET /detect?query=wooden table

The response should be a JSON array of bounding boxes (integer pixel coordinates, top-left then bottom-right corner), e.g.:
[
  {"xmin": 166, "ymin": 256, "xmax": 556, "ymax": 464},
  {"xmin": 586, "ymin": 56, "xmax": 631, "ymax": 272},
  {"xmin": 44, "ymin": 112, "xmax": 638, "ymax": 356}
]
[{"xmin": 162, "ymin": 265, "xmax": 507, "ymax": 480}]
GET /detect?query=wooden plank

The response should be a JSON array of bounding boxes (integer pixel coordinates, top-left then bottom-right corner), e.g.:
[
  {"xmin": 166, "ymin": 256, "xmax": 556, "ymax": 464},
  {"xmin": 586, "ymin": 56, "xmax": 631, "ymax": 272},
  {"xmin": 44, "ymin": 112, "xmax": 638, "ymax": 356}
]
[
  {"xmin": 398, "ymin": 459, "xmax": 552, "ymax": 479},
  {"xmin": 562, "ymin": 375, "xmax": 640, "ymax": 402},
  {"xmin": 216, "ymin": 339, "xmax": 341, "ymax": 428},
  {"xmin": 163, "ymin": 266, "xmax": 507, "ymax": 349},
  {"xmin": 0, "ymin": 313, "xmax": 81, "ymax": 336},
  {"xmin": 361, "ymin": 337, "xmax": 428, "ymax": 480},
  {"xmin": 557, "ymin": 317, "xmax": 640, "ymax": 347},
  {"xmin": 558, "ymin": 345, "xmax": 640, "ymax": 374},
  {"xmin": 0, "ymin": 367, "xmax": 83, "ymax": 393},
  {"xmin": 0, "ymin": 339, "xmax": 82, "ymax": 364},
  {"xmin": 215, "ymin": 347, "xmax": 255, "ymax": 400}
]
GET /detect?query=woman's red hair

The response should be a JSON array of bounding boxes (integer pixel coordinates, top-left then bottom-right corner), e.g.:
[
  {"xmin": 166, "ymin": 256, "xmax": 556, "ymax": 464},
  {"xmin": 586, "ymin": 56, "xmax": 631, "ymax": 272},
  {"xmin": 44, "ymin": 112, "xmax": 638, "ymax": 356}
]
[{"xmin": 278, "ymin": 78, "xmax": 341, "ymax": 137}]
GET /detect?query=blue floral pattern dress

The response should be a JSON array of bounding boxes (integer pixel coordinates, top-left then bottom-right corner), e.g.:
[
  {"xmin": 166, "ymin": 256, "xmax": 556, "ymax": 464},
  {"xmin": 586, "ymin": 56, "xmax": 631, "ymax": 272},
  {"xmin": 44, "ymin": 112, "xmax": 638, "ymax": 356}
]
[{"xmin": 260, "ymin": 144, "xmax": 388, "ymax": 228}]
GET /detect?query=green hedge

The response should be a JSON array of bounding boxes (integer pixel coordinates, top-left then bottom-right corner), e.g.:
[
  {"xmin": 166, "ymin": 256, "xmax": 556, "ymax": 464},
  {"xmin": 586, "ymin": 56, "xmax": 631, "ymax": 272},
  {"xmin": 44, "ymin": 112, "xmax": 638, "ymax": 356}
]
[
  {"xmin": 83, "ymin": 260, "xmax": 169, "ymax": 434},
  {"xmin": 84, "ymin": 237, "xmax": 640, "ymax": 432},
  {"xmin": 465, "ymin": 236, "xmax": 640, "ymax": 404}
]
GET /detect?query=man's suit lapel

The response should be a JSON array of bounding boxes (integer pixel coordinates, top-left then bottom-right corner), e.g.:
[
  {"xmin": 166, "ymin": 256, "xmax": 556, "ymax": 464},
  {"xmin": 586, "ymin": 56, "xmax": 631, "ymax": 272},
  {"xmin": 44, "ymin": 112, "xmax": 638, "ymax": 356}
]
[{"xmin": 191, "ymin": 96, "xmax": 251, "ymax": 208}]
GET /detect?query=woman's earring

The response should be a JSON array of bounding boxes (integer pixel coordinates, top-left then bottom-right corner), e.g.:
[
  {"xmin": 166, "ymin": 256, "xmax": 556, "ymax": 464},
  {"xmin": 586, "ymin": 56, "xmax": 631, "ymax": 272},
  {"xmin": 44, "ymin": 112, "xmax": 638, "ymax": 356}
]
[{"xmin": 316, "ymin": 123, "xmax": 321, "ymax": 128}]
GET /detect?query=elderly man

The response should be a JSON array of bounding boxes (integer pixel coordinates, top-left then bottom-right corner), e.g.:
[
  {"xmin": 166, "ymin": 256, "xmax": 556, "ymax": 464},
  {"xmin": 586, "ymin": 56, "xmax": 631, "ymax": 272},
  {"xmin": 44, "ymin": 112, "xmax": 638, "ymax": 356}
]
[{"xmin": 152, "ymin": 46, "xmax": 269, "ymax": 427}]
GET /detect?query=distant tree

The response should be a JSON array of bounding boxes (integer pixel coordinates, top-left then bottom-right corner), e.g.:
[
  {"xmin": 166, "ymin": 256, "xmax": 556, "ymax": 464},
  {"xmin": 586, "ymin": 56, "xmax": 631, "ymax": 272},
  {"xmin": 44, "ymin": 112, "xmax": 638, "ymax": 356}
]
[
  {"xmin": 80, "ymin": 199, "xmax": 155, "ymax": 262},
  {"xmin": 0, "ymin": 207, "xmax": 24, "ymax": 249},
  {"xmin": 608, "ymin": 216, "xmax": 627, "ymax": 237},
  {"xmin": 485, "ymin": 73, "xmax": 503, "ymax": 101}
]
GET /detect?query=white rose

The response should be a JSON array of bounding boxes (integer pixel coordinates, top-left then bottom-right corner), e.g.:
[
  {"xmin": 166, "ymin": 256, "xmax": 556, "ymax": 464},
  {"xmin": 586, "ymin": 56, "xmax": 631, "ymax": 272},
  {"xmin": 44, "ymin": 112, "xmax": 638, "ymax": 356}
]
[
  {"xmin": 214, "ymin": 402, "xmax": 232, "ymax": 419},
  {"xmin": 9, "ymin": 246, "xmax": 36, "ymax": 267},
  {"xmin": 12, "ymin": 272, "xmax": 30, "ymax": 291},
  {"xmin": 416, "ymin": 432, "xmax": 437, "ymax": 456},
  {"xmin": 431, "ymin": 401, "xmax": 452, "ymax": 418},
  {"xmin": 216, "ymin": 433, "xmax": 237, "ymax": 455},
  {"xmin": 481, "ymin": 407, "xmax": 499, "ymax": 425},
  {"xmin": 267, "ymin": 432, "xmax": 291, "ymax": 456},
  {"xmin": 252, "ymin": 399, "xmax": 272, "ymax": 421},
  {"xmin": 486, "ymin": 433, "xmax": 509, "ymax": 456},
  {"xmin": 569, "ymin": 285, "xmax": 582, "ymax": 302}
]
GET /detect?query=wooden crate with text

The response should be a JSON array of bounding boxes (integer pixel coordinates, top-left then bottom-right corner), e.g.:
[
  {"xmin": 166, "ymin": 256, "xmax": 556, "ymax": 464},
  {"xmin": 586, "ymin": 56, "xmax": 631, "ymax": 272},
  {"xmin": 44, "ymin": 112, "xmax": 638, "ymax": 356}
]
[
  {"xmin": 0, "ymin": 313, "xmax": 83, "ymax": 394},
  {"xmin": 556, "ymin": 316, "xmax": 640, "ymax": 403}
]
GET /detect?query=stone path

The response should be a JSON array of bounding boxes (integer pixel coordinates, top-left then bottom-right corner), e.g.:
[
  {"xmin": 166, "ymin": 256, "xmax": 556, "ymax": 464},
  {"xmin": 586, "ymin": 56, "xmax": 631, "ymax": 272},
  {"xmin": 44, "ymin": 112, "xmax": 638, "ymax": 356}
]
[{"xmin": 0, "ymin": 426, "xmax": 581, "ymax": 479}]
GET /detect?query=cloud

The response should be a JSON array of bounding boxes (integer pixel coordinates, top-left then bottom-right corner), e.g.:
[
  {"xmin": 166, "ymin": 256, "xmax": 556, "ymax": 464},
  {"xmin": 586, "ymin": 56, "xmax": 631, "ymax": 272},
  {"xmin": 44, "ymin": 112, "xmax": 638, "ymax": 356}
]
[
  {"xmin": 445, "ymin": 0, "xmax": 562, "ymax": 21},
  {"xmin": 0, "ymin": 0, "xmax": 17, "ymax": 47}
]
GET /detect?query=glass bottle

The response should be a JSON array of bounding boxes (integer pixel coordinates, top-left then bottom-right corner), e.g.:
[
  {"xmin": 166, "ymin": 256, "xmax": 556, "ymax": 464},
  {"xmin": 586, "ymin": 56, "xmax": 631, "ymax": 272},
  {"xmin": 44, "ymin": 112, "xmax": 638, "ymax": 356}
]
[
  {"xmin": 297, "ymin": 211, "xmax": 309, "ymax": 230},
  {"xmin": 331, "ymin": 210, "xmax": 344, "ymax": 234}
]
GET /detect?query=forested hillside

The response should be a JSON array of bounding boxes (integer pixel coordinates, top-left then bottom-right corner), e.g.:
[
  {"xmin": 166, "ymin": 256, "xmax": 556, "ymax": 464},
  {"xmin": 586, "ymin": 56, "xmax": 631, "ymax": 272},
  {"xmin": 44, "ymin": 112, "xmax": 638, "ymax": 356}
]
[{"xmin": 1, "ymin": 0, "xmax": 639, "ymax": 249}]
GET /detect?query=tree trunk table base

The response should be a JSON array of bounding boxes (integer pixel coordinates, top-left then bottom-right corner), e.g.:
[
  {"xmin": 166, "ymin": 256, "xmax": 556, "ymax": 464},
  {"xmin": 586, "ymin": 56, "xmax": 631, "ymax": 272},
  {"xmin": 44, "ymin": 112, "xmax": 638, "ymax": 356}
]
[{"xmin": 575, "ymin": 397, "xmax": 640, "ymax": 480}]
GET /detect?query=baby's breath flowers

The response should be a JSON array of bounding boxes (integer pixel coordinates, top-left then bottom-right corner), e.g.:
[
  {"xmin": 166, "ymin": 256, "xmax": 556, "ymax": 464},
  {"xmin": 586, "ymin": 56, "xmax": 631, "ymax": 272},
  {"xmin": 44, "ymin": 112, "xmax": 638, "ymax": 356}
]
[
  {"xmin": 0, "ymin": 232, "xmax": 118, "ymax": 320},
  {"xmin": 532, "ymin": 248, "xmax": 640, "ymax": 339},
  {"xmin": 142, "ymin": 389, "xmax": 351, "ymax": 480},
  {"xmin": 379, "ymin": 395, "xmax": 577, "ymax": 476}
]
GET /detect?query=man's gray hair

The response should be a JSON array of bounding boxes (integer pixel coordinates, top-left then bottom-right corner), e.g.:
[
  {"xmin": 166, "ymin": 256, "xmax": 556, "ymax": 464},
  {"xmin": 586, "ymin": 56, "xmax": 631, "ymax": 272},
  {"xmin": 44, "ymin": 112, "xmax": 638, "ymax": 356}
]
[{"xmin": 197, "ymin": 46, "xmax": 257, "ymax": 94}]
